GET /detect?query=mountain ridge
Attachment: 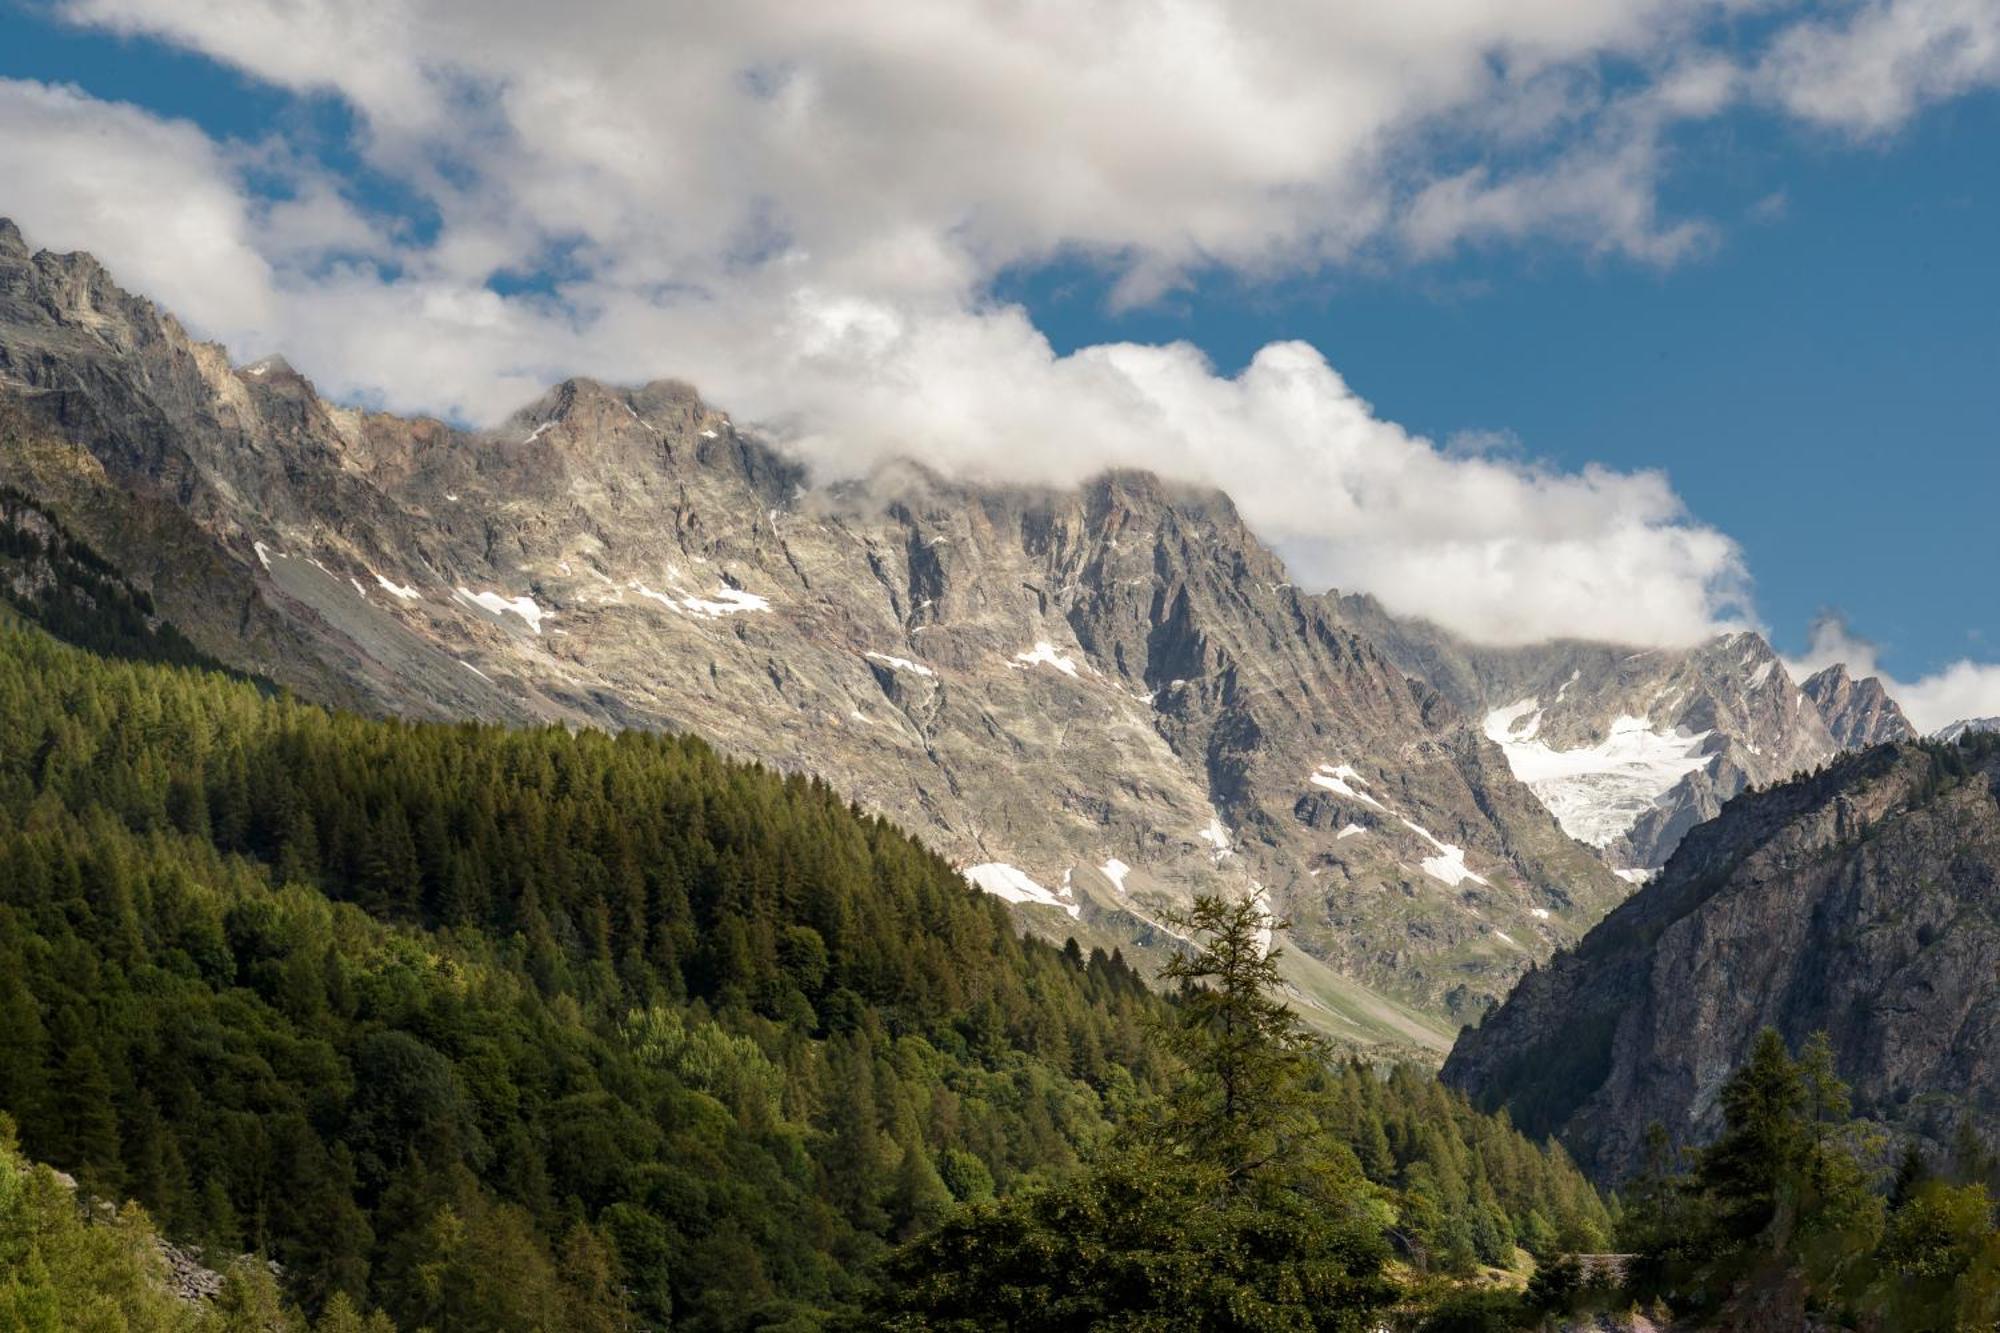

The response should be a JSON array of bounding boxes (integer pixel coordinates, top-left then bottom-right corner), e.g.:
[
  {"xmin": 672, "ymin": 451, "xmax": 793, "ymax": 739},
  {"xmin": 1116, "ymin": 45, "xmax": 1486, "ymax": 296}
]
[{"xmin": 0, "ymin": 220, "xmax": 1632, "ymax": 1050}]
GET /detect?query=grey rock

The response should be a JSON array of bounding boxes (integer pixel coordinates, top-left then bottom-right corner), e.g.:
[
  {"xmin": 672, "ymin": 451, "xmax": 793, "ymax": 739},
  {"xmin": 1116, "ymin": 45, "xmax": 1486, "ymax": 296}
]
[
  {"xmin": 1335, "ymin": 594, "xmax": 1844, "ymax": 872},
  {"xmin": 1802, "ymin": 662, "xmax": 1917, "ymax": 749},
  {"xmin": 1444, "ymin": 734, "xmax": 2000, "ymax": 1179}
]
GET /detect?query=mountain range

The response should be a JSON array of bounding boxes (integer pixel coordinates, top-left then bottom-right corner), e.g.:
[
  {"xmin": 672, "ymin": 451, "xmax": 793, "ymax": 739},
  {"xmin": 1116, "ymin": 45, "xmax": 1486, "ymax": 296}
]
[{"xmin": 0, "ymin": 217, "xmax": 1956, "ymax": 1057}]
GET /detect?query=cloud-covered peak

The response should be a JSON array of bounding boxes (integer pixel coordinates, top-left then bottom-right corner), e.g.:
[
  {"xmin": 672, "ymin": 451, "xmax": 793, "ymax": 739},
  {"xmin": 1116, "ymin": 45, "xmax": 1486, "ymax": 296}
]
[{"xmin": 3, "ymin": 0, "xmax": 1997, "ymax": 649}]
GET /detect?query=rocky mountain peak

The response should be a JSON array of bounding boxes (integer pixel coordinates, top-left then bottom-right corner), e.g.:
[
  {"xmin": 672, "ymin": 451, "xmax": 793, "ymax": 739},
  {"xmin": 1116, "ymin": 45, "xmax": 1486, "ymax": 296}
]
[
  {"xmin": 1801, "ymin": 662, "xmax": 1917, "ymax": 748},
  {"xmin": 1332, "ymin": 601, "xmax": 1843, "ymax": 874}
]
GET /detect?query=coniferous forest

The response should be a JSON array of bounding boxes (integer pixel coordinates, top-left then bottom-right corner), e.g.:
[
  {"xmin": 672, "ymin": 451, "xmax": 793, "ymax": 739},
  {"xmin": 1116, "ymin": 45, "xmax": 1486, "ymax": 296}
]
[{"xmin": 0, "ymin": 604, "xmax": 1615, "ymax": 1329}]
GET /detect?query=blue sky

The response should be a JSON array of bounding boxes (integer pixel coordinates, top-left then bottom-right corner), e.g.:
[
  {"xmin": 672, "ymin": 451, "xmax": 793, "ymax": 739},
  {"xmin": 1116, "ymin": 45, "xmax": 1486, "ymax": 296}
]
[
  {"xmin": 1009, "ymin": 94, "xmax": 2000, "ymax": 678},
  {"xmin": 0, "ymin": 0, "xmax": 1996, "ymax": 719}
]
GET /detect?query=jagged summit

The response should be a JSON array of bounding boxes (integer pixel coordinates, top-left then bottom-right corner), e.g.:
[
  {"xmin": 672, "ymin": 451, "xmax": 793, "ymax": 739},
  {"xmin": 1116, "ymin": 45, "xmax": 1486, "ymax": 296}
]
[
  {"xmin": 1801, "ymin": 661, "xmax": 1917, "ymax": 748},
  {"xmin": 1332, "ymin": 597, "xmax": 1844, "ymax": 872}
]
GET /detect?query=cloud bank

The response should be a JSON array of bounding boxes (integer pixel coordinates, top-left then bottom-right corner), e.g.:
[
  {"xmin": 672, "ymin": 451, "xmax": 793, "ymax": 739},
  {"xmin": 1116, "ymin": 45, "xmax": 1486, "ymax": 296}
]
[{"xmin": 0, "ymin": 0, "xmax": 1996, "ymax": 662}]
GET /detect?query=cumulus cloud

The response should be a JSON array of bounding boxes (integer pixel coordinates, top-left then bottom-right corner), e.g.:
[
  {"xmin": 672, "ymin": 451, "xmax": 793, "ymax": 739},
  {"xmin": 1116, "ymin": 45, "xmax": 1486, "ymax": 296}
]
[
  {"xmin": 1787, "ymin": 615, "xmax": 2000, "ymax": 735},
  {"xmin": 0, "ymin": 0, "xmax": 1995, "ymax": 648}
]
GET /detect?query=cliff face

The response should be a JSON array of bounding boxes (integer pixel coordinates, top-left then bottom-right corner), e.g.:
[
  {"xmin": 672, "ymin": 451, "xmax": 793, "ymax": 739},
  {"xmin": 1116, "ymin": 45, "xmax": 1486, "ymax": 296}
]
[
  {"xmin": 1803, "ymin": 663, "xmax": 1918, "ymax": 749},
  {"xmin": 1444, "ymin": 733, "xmax": 2000, "ymax": 1179},
  {"xmin": 0, "ymin": 221, "xmax": 1626, "ymax": 1052}
]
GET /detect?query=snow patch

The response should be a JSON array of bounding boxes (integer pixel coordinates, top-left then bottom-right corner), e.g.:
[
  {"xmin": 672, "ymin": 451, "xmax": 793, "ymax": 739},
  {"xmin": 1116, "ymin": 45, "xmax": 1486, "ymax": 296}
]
[
  {"xmin": 1010, "ymin": 642, "xmax": 1081, "ymax": 677},
  {"xmin": 681, "ymin": 586, "xmax": 771, "ymax": 617},
  {"xmin": 1401, "ymin": 819, "xmax": 1490, "ymax": 888},
  {"xmin": 1308, "ymin": 763, "xmax": 1386, "ymax": 809},
  {"xmin": 629, "ymin": 583, "xmax": 683, "ymax": 613},
  {"xmin": 374, "ymin": 573, "xmax": 421, "ymax": 602},
  {"xmin": 1484, "ymin": 696, "xmax": 1542, "ymax": 742},
  {"xmin": 1614, "ymin": 868, "xmax": 1653, "ymax": 886},
  {"xmin": 1747, "ymin": 660, "xmax": 1775, "ymax": 689},
  {"xmin": 523, "ymin": 420, "xmax": 557, "ymax": 444},
  {"xmin": 456, "ymin": 587, "xmax": 549, "ymax": 634},
  {"xmin": 459, "ymin": 660, "xmax": 494, "ymax": 683},
  {"xmin": 1100, "ymin": 858, "xmax": 1131, "ymax": 894},
  {"xmin": 964, "ymin": 863, "xmax": 1080, "ymax": 919},
  {"xmin": 253, "ymin": 540, "xmax": 279, "ymax": 571},
  {"xmin": 1336, "ymin": 824, "xmax": 1368, "ymax": 840},
  {"xmin": 1530, "ymin": 907, "xmax": 1551, "ymax": 920},
  {"xmin": 866, "ymin": 652, "xmax": 936, "ymax": 677},
  {"xmin": 1197, "ymin": 817, "xmax": 1232, "ymax": 857}
]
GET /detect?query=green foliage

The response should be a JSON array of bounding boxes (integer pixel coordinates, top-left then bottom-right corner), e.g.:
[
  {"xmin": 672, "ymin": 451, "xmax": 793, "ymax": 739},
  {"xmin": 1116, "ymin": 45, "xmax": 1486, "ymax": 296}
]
[
  {"xmin": 868, "ymin": 898, "xmax": 1611, "ymax": 1327},
  {"xmin": 1606, "ymin": 1028, "xmax": 2000, "ymax": 1327},
  {"xmin": 869, "ymin": 896, "xmax": 1397, "ymax": 1330},
  {"xmin": 0, "ymin": 1114, "xmax": 387, "ymax": 1332},
  {"xmin": 0, "ymin": 619, "xmax": 1612, "ymax": 1328},
  {"xmin": 0, "ymin": 620, "xmax": 1161, "ymax": 1329}
]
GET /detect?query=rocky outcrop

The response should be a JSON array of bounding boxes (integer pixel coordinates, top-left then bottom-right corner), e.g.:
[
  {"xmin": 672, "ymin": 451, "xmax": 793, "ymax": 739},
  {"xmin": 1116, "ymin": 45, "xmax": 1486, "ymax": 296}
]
[
  {"xmin": 0, "ymin": 221, "xmax": 1628, "ymax": 1052},
  {"xmin": 1443, "ymin": 732, "xmax": 2000, "ymax": 1180},
  {"xmin": 1802, "ymin": 663, "xmax": 1917, "ymax": 749}
]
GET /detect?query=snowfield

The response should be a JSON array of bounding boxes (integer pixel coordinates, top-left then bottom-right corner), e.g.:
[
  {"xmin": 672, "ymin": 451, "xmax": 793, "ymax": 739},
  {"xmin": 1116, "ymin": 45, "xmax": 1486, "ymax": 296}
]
[
  {"xmin": 1308, "ymin": 763, "xmax": 1386, "ymax": 809},
  {"xmin": 1483, "ymin": 700, "xmax": 1714, "ymax": 849},
  {"xmin": 964, "ymin": 863, "xmax": 1080, "ymax": 918}
]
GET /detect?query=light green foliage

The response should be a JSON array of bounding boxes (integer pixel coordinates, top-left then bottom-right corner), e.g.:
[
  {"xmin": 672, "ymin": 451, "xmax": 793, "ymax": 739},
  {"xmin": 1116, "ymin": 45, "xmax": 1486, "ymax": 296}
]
[{"xmin": 0, "ymin": 1117, "xmax": 363, "ymax": 1332}]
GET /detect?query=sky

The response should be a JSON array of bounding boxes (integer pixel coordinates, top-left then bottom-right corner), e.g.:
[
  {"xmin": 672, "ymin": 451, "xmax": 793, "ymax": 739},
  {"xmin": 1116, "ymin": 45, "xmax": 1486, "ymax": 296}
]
[{"xmin": 0, "ymin": 0, "xmax": 1996, "ymax": 728}]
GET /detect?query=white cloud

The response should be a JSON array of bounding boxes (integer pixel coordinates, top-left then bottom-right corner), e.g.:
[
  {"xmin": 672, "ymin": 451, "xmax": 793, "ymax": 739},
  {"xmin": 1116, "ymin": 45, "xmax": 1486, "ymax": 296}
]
[
  {"xmin": 1786, "ymin": 615, "xmax": 2000, "ymax": 735},
  {"xmin": 1759, "ymin": 0, "xmax": 2000, "ymax": 134},
  {"xmin": 0, "ymin": 1, "xmax": 1994, "ymax": 649}
]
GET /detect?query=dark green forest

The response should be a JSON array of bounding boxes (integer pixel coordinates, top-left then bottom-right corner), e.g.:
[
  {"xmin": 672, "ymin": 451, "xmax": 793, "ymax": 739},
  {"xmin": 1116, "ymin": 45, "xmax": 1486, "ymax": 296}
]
[{"xmin": 0, "ymin": 606, "xmax": 1610, "ymax": 1328}]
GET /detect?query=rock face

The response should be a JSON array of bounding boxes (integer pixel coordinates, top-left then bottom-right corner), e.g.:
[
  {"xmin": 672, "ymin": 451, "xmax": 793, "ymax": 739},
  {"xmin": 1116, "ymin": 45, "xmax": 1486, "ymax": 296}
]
[
  {"xmin": 0, "ymin": 221, "xmax": 1630, "ymax": 1053},
  {"xmin": 1335, "ymin": 594, "xmax": 1846, "ymax": 874},
  {"xmin": 1802, "ymin": 663, "xmax": 1917, "ymax": 749},
  {"xmin": 1443, "ymin": 733, "xmax": 2000, "ymax": 1180}
]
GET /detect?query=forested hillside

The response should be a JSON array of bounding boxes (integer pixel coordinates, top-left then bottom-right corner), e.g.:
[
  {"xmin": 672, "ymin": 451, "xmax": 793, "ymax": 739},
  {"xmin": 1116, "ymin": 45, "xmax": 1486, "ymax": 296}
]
[{"xmin": 0, "ymin": 614, "xmax": 1609, "ymax": 1327}]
